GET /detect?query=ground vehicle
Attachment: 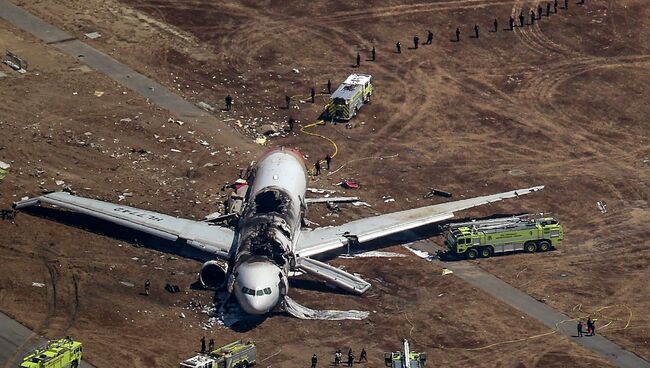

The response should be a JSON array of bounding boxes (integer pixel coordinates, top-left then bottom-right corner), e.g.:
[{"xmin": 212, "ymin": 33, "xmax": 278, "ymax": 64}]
[
  {"xmin": 20, "ymin": 337, "xmax": 83, "ymax": 368},
  {"xmin": 444, "ymin": 215, "xmax": 564, "ymax": 259},
  {"xmin": 325, "ymin": 74, "xmax": 373, "ymax": 120},
  {"xmin": 384, "ymin": 339, "xmax": 426, "ymax": 368},
  {"xmin": 180, "ymin": 340, "xmax": 256, "ymax": 368}
]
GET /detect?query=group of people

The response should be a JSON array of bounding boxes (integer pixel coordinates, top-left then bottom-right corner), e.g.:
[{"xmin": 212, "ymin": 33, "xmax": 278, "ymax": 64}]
[
  {"xmin": 199, "ymin": 336, "xmax": 216, "ymax": 353},
  {"xmin": 314, "ymin": 154, "xmax": 332, "ymax": 176},
  {"xmin": 577, "ymin": 317, "xmax": 597, "ymax": 337},
  {"xmin": 311, "ymin": 348, "xmax": 368, "ymax": 367}
]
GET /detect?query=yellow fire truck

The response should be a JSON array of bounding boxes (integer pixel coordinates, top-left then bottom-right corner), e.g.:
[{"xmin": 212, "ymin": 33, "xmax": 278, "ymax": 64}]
[
  {"xmin": 20, "ymin": 337, "xmax": 83, "ymax": 368},
  {"xmin": 325, "ymin": 74, "xmax": 373, "ymax": 121}
]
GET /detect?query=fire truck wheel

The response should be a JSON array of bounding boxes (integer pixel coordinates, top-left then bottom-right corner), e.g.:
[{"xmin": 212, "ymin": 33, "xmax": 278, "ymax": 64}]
[
  {"xmin": 479, "ymin": 246, "xmax": 493, "ymax": 258},
  {"xmin": 466, "ymin": 248, "xmax": 478, "ymax": 260},
  {"xmin": 524, "ymin": 242, "xmax": 537, "ymax": 253},
  {"xmin": 537, "ymin": 241, "xmax": 551, "ymax": 252}
]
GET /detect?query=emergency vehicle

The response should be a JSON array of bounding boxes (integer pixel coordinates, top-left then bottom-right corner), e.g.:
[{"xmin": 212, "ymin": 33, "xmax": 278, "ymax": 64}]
[
  {"xmin": 444, "ymin": 215, "xmax": 564, "ymax": 259},
  {"xmin": 20, "ymin": 337, "xmax": 83, "ymax": 368},
  {"xmin": 180, "ymin": 340, "xmax": 256, "ymax": 368},
  {"xmin": 384, "ymin": 339, "xmax": 427, "ymax": 368},
  {"xmin": 325, "ymin": 74, "xmax": 373, "ymax": 121}
]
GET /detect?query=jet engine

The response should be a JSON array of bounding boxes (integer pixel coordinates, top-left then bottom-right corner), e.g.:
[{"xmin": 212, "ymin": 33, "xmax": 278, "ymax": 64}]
[{"xmin": 199, "ymin": 260, "xmax": 228, "ymax": 290}]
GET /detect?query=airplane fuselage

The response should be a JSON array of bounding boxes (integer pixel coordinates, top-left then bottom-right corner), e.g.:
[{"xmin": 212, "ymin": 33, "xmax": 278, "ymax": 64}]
[{"xmin": 228, "ymin": 148, "xmax": 308, "ymax": 314}]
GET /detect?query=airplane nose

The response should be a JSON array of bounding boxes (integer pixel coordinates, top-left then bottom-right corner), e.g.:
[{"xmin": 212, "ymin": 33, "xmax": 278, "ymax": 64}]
[{"xmin": 239, "ymin": 293, "xmax": 279, "ymax": 315}]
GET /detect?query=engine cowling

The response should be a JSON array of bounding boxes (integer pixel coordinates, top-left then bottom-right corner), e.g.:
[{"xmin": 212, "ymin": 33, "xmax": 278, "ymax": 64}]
[{"xmin": 199, "ymin": 260, "xmax": 228, "ymax": 290}]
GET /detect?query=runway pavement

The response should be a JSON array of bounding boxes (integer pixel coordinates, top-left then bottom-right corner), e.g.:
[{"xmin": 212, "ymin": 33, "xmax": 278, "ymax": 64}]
[{"xmin": 0, "ymin": 311, "xmax": 94, "ymax": 367}]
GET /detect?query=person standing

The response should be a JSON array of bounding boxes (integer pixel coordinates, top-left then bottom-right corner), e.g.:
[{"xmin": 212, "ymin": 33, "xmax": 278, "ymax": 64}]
[
  {"xmin": 493, "ymin": 18, "xmax": 498, "ymax": 32},
  {"xmin": 208, "ymin": 338, "xmax": 215, "ymax": 351},
  {"xmin": 537, "ymin": 5, "xmax": 543, "ymax": 19},
  {"xmin": 426, "ymin": 30, "xmax": 434, "ymax": 44},
  {"xmin": 311, "ymin": 87, "xmax": 316, "ymax": 103},
  {"xmin": 554, "ymin": 0, "xmax": 558, "ymax": 13},
  {"xmin": 564, "ymin": 0, "xmax": 568, "ymax": 10},
  {"xmin": 200, "ymin": 336, "xmax": 206, "ymax": 353},
  {"xmin": 546, "ymin": 2, "xmax": 551, "ymax": 16},
  {"xmin": 413, "ymin": 34, "xmax": 420, "ymax": 49},
  {"xmin": 347, "ymin": 348, "xmax": 354, "ymax": 367},
  {"xmin": 356, "ymin": 52, "xmax": 361, "ymax": 67},
  {"xmin": 474, "ymin": 24, "xmax": 479, "ymax": 38},
  {"xmin": 509, "ymin": 16, "xmax": 515, "ymax": 30},
  {"xmin": 530, "ymin": 9, "xmax": 536, "ymax": 25},
  {"xmin": 325, "ymin": 154, "xmax": 332, "ymax": 170},
  {"xmin": 396, "ymin": 41, "xmax": 401, "ymax": 53},
  {"xmin": 225, "ymin": 95, "xmax": 233, "ymax": 111},
  {"xmin": 577, "ymin": 321, "xmax": 584, "ymax": 337},
  {"xmin": 455, "ymin": 27, "xmax": 461, "ymax": 42},
  {"xmin": 311, "ymin": 354, "xmax": 318, "ymax": 368},
  {"xmin": 335, "ymin": 350, "xmax": 342, "ymax": 366},
  {"xmin": 144, "ymin": 279, "xmax": 151, "ymax": 296},
  {"xmin": 327, "ymin": 79, "xmax": 332, "ymax": 94},
  {"xmin": 371, "ymin": 46, "xmax": 376, "ymax": 61},
  {"xmin": 359, "ymin": 348, "xmax": 367, "ymax": 362},
  {"xmin": 287, "ymin": 116, "xmax": 295, "ymax": 132},
  {"xmin": 285, "ymin": 94, "xmax": 291, "ymax": 109},
  {"xmin": 519, "ymin": 11, "xmax": 525, "ymax": 27},
  {"xmin": 314, "ymin": 161, "xmax": 321, "ymax": 176}
]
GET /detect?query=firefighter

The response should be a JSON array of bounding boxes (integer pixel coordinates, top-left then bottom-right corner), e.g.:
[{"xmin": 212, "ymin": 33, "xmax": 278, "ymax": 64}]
[
  {"xmin": 200, "ymin": 336, "xmax": 206, "ymax": 353},
  {"xmin": 325, "ymin": 154, "xmax": 332, "ymax": 170},
  {"xmin": 287, "ymin": 116, "xmax": 295, "ymax": 132},
  {"xmin": 509, "ymin": 16, "xmax": 515, "ymax": 30},
  {"xmin": 530, "ymin": 9, "xmax": 536, "ymax": 25},
  {"xmin": 144, "ymin": 279, "xmax": 151, "ymax": 296},
  {"xmin": 311, "ymin": 354, "xmax": 318, "ymax": 368},
  {"xmin": 225, "ymin": 94, "xmax": 233, "ymax": 111},
  {"xmin": 413, "ymin": 34, "xmax": 420, "ymax": 49},
  {"xmin": 554, "ymin": 0, "xmax": 558, "ymax": 13},
  {"xmin": 474, "ymin": 24, "xmax": 479, "ymax": 38},
  {"xmin": 538, "ymin": 5, "xmax": 543, "ymax": 19},
  {"xmin": 314, "ymin": 160, "xmax": 321, "ymax": 176},
  {"xmin": 285, "ymin": 94, "xmax": 291, "ymax": 109},
  {"xmin": 327, "ymin": 79, "xmax": 332, "ymax": 94},
  {"xmin": 564, "ymin": 0, "xmax": 568, "ymax": 10},
  {"xmin": 347, "ymin": 349, "xmax": 354, "ymax": 367},
  {"xmin": 494, "ymin": 18, "xmax": 498, "ymax": 32},
  {"xmin": 396, "ymin": 41, "xmax": 401, "ymax": 53},
  {"xmin": 371, "ymin": 46, "xmax": 376, "ymax": 61},
  {"xmin": 546, "ymin": 2, "xmax": 551, "ymax": 16},
  {"xmin": 335, "ymin": 350, "xmax": 342, "ymax": 366},
  {"xmin": 519, "ymin": 11, "xmax": 525, "ymax": 27},
  {"xmin": 577, "ymin": 320, "xmax": 584, "ymax": 337},
  {"xmin": 359, "ymin": 348, "xmax": 367, "ymax": 362},
  {"xmin": 208, "ymin": 338, "xmax": 215, "ymax": 351},
  {"xmin": 356, "ymin": 52, "xmax": 361, "ymax": 67},
  {"xmin": 311, "ymin": 87, "xmax": 316, "ymax": 103},
  {"xmin": 455, "ymin": 27, "xmax": 460, "ymax": 42},
  {"xmin": 426, "ymin": 30, "xmax": 433, "ymax": 44}
]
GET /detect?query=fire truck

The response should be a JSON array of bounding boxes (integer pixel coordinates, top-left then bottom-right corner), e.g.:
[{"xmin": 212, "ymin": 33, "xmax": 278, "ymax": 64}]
[
  {"xmin": 20, "ymin": 337, "xmax": 83, "ymax": 368},
  {"xmin": 324, "ymin": 74, "xmax": 373, "ymax": 121},
  {"xmin": 384, "ymin": 339, "xmax": 427, "ymax": 368},
  {"xmin": 444, "ymin": 215, "xmax": 564, "ymax": 259},
  {"xmin": 180, "ymin": 340, "xmax": 256, "ymax": 368}
]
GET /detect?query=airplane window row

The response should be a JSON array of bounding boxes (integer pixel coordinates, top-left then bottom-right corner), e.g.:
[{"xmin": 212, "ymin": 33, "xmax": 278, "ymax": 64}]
[{"xmin": 241, "ymin": 287, "xmax": 272, "ymax": 296}]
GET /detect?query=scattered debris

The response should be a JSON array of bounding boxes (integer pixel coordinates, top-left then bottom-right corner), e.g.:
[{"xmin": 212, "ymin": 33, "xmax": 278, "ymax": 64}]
[
  {"xmin": 351, "ymin": 201, "xmax": 372, "ymax": 207},
  {"xmin": 383, "ymin": 196, "xmax": 395, "ymax": 203},
  {"xmin": 168, "ymin": 118, "xmax": 185, "ymax": 126},
  {"xmin": 3, "ymin": 51, "xmax": 27, "ymax": 72},
  {"xmin": 119, "ymin": 281, "xmax": 135, "ymax": 288},
  {"xmin": 165, "ymin": 283, "xmax": 181, "ymax": 293},
  {"xmin": 326, "ymin": 202, "xmax": 340, "ymax": 213},
  {"xmin": 84, "ymin": 31, "xmax": 102, "ymax": 39},
  {"xmin": 307, "ymin": 188, "xmax": 336, "ymax": 194},
  {"xmin": 424, "ymin": 189, "xmax": 452, "ymax": 198},
  {"xmin": 170, "ymin": 148, "xmax": 182, "ymax": 153},
  {"xmin": 55, "ymin": 180, "xmax": 65, "ymax": 186},
  {"xmin": 597, "ymin": 201, "xmax": 608, "ymax": 214},
  {"xmin": 339, "ymin": 251, "xmax": 406, "ymax": 259},
  {"xmin": 441, "ymin": 268, "xmax": 453, "ymax": 276},
  {"xmin": 180, "ymin": 312, "xmax": 186, "ymax": 319},
  {"xmin": 0, "ymin": 161, "xmax": 9, "ymax": 182},
  {"xmin": 255, "ymin": 137, "xmax": 267, "ymax": 145},
  {"xmin": 94, "ymin": 91, "xmax": 104, "ymax": 97},
  {"xmin": 508, "ymin": 169, "xmax": 527, "ymax": 176},
  {"xmin": 340, "ymin": 180, "xmax": 360, "ymax": 189},
  {"xmin": 643, "ymin": 158, "xmax": 650, "ymax": 165},
  {"xmin": 292, "ymin": 68, "xmax": 300, "ymax": 74},
  {"xmin": 402, "ymin": 245, "xmax": 435, "ymax": 262},
  {"xmin": 31, "ymin": 282, "xmax": 45, "ymax": 288},
  {"xmin": 305, "ymin": 196, "xmax": 360, "ymax": 204},
  {"xmin": 198, "ymin": 101, "xmax": 216, "ymax": 113},
  {"xmin": 0, "ymin": 209, "xmax": 16, "ymax": 220}
]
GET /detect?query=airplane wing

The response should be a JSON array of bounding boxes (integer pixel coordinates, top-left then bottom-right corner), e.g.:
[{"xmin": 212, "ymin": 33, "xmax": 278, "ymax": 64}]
[
  {"xmin": 14, "ymin": 192, "xmax": 236, "ymax": 258},
  {"xmin": 295, "ymin": 185, "xmax": 544, "ymax": 257}
]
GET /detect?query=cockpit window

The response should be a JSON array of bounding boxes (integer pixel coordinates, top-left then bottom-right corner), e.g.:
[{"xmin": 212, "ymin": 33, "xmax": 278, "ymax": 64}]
[
  {"xmin": 256, "ymin": 290, "xmax": 264, "ymax": 296},
  {"xmin": 242, "ymin": 287, "xmax": 255, "ymax": 296},
  {"xmin": 242, "ymin": 286, "xmax": 272, "ymax": 296},
  {"xmin": 264, "ymin": 288, "xmax": 272, "ymax": 295}
]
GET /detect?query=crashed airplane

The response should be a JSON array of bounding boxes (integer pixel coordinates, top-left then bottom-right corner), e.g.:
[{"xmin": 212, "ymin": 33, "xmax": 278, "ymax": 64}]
[{"xmin": 14, "ymin": 147, "xmax": 543, "ymax": 319}]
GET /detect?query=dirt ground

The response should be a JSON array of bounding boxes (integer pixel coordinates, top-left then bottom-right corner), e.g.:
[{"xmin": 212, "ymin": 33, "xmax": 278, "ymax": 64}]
[{"xmin": 1, "ymin": 0, "xmax": 649, "ymax": 366}]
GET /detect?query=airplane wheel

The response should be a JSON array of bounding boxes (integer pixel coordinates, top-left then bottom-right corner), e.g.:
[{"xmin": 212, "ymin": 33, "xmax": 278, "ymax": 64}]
[
  {"xmin": 538, "ymin": 241, "xmax": 551, "ymax": 252},
  {"xmin": 524, "ymin": 242, "xmax": 537, "ymax": 253},
  {"xmin": 480, "ymin": 247, "xmax": 493, "ymax": 258},
  {"xmin": 466, "ymin": 248, "xmax": 478, "ymax": 260}
]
